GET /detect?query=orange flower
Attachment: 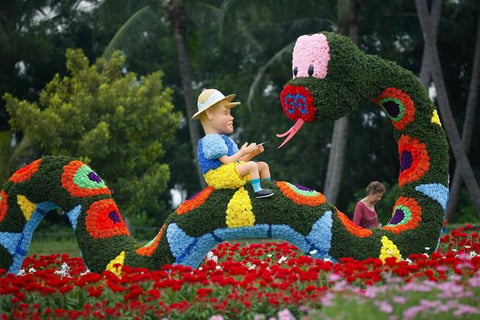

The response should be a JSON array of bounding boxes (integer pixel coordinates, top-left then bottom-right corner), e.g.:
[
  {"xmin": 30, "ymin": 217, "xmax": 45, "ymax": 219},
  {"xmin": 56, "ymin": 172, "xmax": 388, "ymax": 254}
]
[
  {"xmin": 337, "ymin": 210, "xmax": 373, "ymax": 238},
  {"xmin": 397, "ymin": 135, "xmax": 430, "ymax": 187},
  {"xmin": 373, "ymin": 87, "xmax": 415, "ymax": 131},
  {"xmin": 175, "ymin": 187, "xmax": 215, "ymax": 215},
  {"xmin": 9, "ymin": 159, "xmax": 42, "ymax": 183},
  {"xmin": 85, "ymin": 199, "xmax": 130, "ymax": 239},
  {"xmin": 136, "ymin": 224, "xmax": 166, "ymax": 256}
]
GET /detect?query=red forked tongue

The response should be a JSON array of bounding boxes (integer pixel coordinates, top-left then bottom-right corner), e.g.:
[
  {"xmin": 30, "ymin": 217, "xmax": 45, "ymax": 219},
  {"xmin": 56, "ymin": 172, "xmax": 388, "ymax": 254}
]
[{"xmin": 276, "ymin": 118, "xmax": 305, "ymax": 149}]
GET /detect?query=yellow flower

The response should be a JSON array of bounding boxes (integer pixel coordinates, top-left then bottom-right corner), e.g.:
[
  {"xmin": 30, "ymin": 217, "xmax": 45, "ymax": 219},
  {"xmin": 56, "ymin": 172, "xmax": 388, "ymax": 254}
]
[
  {"xmin": 431, "ymin": 109, "xmax": 442, "ymax": 126},
  {"xmin": 379, "ymin": 236, "xmax": 402, "ymax": 263},
  {"xmin": 17, "ymin": 195, "xmax": 37, "ymax": 221},
  {"xmin": 105, "ymin": 251, "xmax": 125, "ymax": 277},
  {"xmin": 226, "ymin": 187, "xmax": 255, "ymax": 228}
]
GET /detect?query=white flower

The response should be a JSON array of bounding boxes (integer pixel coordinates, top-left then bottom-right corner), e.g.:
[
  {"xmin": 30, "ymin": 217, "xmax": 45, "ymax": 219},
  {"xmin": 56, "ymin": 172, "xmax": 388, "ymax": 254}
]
[{"xmin": 278, "ymin": 256, "xmax": 287, "ymax": 264}]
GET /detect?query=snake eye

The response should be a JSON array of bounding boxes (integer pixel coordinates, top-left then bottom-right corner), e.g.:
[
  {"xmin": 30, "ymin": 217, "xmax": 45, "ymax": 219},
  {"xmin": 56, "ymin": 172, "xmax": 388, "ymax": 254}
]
[
  {"xmin": 293, "ymin": 67, "xmax": 298, "ymax": 77},
  {"xmin": 308, "ymin": 65, "xmax": 314, "ymax": 76}
]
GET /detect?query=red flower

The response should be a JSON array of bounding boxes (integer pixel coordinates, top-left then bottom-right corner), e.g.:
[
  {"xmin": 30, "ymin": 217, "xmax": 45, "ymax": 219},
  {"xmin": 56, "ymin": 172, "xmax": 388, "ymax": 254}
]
[
  {"xmin": 0, "ymin": 190, "xmax": 8, "ymax": 224},
  {"xmin": 87, "ymin": 285, "xmax": 103, "ymax": 297},
  {"xmin": 196, "ymin": 287, "xmax": 213, "ymax": 298}
]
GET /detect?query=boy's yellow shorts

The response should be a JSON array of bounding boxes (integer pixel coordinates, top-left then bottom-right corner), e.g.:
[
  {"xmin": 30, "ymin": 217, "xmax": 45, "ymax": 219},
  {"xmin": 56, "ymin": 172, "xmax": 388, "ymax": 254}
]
[{"xmin": 204, "ymin": 162, "xmax": 248, "ymax": 189}]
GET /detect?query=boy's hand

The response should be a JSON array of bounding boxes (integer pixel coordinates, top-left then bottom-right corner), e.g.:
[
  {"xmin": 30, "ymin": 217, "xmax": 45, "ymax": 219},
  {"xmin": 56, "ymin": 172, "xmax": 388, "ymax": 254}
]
[{"xmin": 240, "ymin": 142, "xmax": 264, "ymax": 159}]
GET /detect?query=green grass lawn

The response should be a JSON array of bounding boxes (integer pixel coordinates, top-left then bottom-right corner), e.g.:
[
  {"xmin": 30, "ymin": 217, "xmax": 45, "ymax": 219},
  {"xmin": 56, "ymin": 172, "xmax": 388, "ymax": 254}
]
[{"xmin": 27, "ymin": 238, "xmax": 82, "ymax": 257}]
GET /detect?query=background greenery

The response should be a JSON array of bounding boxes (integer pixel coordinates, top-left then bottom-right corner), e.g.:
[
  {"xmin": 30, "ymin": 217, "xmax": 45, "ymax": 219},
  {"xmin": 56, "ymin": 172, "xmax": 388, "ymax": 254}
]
[{"xmin": 1, "ymin": 1, "xmax": 479, "ymax": 237}]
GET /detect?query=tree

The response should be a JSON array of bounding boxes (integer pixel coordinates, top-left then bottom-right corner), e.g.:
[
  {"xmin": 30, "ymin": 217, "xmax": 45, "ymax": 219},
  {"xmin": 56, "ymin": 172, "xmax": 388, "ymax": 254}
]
[
  {"xmin": 4, "ymin": 49, "xmax": 182, "ymax": 226},
  {"xmin": 323, "ymin": 0, "xmax": 360, "ymax": 202},
  {"xmin": 101, "ymin": 0, "xmax": 205, "ymax": 188},
  {"xmin": 415, "ymin": 0, "xmax": 480, "ymax": 217},
  {"xmin": 447, "ymin": 10, "xmax": 480, "ymax": 221}
]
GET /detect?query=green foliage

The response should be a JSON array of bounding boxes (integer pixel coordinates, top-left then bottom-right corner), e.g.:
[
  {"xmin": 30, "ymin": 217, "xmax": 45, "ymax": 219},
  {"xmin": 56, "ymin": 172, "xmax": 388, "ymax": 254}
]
[
  {"xmin": 0, "ymin": 131, "xmax": 13, "ymax": 182},
  {"xmin": 3, "ymin": 49, "xmax": 182, "ymax": 224}
]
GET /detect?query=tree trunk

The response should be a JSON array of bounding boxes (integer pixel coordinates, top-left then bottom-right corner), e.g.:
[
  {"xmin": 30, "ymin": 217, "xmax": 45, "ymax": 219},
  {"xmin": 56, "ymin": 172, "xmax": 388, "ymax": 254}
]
[
  {"xmin": 418, "ymin": 0, "xmax": 442, "ymax": 87},
  {"xmin": 415, "ymin": 0, "xmax": 480, "ymax": 217},
  {"xmin": 167, "ymin": 2, "xmax": 205, "ymax": 188},
  {"xmin": 446, "ymin": 12, "xmax": 480, "ymax": 221},
  {"xmin": 323, "ymin": 0, "xmax": 358, "ymax": 203}
]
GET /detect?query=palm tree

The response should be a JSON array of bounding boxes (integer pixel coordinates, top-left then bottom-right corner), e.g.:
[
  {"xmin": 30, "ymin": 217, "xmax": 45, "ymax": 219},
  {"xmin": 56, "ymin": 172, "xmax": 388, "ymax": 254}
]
[
  {"xmin": 415, "ymin": 0, "xmax": 480, "ymax": 217},
  {"xmin": 101, "ymin": 0, "xmax": 205, "ymax": 187},
  {"xmin": 446, "ymin": 10, "xmax": 480, "ymax": 221}
]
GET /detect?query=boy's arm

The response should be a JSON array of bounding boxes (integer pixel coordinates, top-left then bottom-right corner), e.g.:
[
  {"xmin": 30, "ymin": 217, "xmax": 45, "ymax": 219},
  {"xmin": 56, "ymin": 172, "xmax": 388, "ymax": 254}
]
[{"xmin": 219, "ymin": 142, "xmax": 263, "ymax": 164}]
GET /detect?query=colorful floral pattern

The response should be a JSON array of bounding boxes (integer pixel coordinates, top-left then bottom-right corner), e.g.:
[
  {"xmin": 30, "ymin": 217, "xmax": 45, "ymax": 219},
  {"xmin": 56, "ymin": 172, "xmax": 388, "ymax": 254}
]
[
  {"xmin": 383, "ymin": 197, "xmax": 422, "ymax": 234},
  {"xmin": 226, "ymin": 187, "xmax": 255, "ymax": 228},
  {"xmin": 373, "ymin": 87, "xmax": 415, "ymax": 131},
  {"xmin": 85, "ymin": 199, "xmax": 130, "ymax": 239},
  {"xmin": 397, "ymin": 135, "xmax": 430, "ymax": 187},
  {"xmin": 276, "ymin": 181, "xmax": 326, "ymax": 206},
  {"xmin": 8, "ymin": 159, "xmax": 42, "ymax": 184},
  {"xmin": 175, "ymin": 187, "xmax": 214, "ymax": 215},
  {"xmin": 62, "ymin": 160, "xmax": 111, "ymax": 197}
]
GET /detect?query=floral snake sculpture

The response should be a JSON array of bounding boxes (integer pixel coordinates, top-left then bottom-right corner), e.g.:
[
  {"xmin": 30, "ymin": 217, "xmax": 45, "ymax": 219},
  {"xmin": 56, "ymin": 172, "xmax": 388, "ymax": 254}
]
[{"xmin": 0, "ymin": 32, "xmax": 448, "ymax": 275}]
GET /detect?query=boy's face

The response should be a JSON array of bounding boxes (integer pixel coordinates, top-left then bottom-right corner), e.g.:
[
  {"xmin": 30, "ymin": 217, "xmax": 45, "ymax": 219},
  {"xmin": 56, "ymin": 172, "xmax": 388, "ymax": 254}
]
[{"xmin": 205, "ymin": 104, "xmax": 234, "ymax": 134}]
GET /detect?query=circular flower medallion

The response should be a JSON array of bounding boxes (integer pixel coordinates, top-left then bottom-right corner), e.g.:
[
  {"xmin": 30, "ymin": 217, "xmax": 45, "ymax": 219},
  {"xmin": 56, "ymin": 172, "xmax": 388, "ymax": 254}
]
[
  {"xmin": 397, "ymin": 135, "xmax": 430, "ymax": 187},
  {"xmin": 276, "ymin": 181, "xmax": 326, "ymax": 206},
  {"xmin": 85, "ymin": 199, "xmax": 130, "ymax": 239},
  {"xmin": 0, "ymin": 190, "xmax": 8, "ymax": 224},
  {"xmin": 373, "ymin": 87, "xmax": 415, "ymax": 131},
  {"xmin": 9, "ymin": 159, "xmax": 42, "ymax": 183},
  {"xmin": 383, "ymin": 197, "xmax": 422, "ymax": 234},
  {"xmin": 175, "ymin": 186, "xmax": 215, "ymax": 215},
  {"xmin": 61, "ymin": 160, "xmax": 111, "ymax": 197},
  {"xmin": 280, "ymin": 85, "xmax": 316, "ymax": 122}
]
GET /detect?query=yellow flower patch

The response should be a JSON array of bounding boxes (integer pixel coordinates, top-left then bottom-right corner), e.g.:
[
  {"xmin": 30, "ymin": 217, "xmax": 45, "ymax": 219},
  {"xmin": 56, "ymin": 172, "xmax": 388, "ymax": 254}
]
[{"xmin": 226, "ymin": 187, "xmax": 255, "ymax": 228}]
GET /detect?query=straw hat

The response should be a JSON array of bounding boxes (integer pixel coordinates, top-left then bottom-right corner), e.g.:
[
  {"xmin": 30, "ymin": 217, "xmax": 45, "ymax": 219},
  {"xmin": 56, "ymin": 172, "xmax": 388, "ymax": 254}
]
[{"xmin": 191, "ymin": 88, "xmax": 240, "ymax": 120}]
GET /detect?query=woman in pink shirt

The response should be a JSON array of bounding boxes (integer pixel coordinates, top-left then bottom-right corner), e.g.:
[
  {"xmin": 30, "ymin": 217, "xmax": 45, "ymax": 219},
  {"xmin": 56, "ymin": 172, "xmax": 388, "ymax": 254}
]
[{"xmin": 353, "ymin": 181, "xmax": 386, "ymax": 229}]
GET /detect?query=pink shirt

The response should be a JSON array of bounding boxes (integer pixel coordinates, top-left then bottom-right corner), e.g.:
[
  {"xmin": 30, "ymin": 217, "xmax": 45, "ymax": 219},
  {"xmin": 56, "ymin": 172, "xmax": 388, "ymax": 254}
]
[{"xmin": 353, "ymin": 201, "xmax": 378, "ymax": 228}]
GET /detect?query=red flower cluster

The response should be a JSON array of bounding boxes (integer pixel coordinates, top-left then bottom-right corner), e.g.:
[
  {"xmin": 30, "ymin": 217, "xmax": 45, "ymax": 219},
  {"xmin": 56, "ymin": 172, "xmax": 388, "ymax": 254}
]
[{"xmin": 0, "ymin": 226, "xmax": 479, "ymax": 319}]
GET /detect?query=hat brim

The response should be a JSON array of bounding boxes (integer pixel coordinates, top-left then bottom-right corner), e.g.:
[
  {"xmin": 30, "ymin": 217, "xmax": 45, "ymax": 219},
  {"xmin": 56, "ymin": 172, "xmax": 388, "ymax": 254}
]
[{"xmin": 191, "ymin": 94, "xmax": 241, "ymax": 120}]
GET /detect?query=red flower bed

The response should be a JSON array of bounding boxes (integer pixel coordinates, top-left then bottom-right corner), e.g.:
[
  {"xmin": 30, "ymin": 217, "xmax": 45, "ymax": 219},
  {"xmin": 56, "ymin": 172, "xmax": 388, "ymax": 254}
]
[{"xmin": 1, "ymin": 225, "xmax": 479, "ymax": 319}]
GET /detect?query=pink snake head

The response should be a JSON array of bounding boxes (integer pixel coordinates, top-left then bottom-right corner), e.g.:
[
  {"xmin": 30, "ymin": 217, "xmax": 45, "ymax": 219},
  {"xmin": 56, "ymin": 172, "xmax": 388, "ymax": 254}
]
[{"xmin": 277, "ymin": 34, "xmax": 330, "ymax": 148}]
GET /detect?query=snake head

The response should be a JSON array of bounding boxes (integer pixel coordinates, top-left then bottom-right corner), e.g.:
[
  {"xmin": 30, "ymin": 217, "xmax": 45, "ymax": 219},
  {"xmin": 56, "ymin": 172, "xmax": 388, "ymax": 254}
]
[{"xmin": 277, "ymin": 32, "xmax": 367, "ymax": 148}]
